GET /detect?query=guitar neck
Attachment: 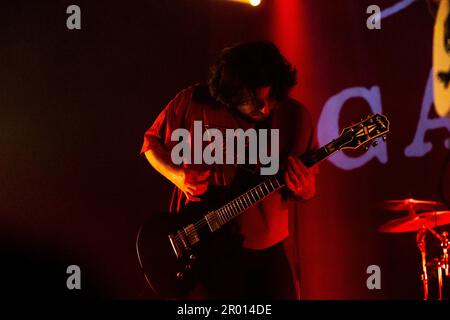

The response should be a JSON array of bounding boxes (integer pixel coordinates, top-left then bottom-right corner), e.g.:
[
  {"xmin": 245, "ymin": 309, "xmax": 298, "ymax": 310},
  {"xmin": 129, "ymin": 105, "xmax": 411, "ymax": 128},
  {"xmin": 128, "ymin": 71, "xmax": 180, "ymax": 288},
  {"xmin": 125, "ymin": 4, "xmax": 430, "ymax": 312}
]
[{"xmin": 205, "ymin": 143, "xmax": 339, "ymax": 229}]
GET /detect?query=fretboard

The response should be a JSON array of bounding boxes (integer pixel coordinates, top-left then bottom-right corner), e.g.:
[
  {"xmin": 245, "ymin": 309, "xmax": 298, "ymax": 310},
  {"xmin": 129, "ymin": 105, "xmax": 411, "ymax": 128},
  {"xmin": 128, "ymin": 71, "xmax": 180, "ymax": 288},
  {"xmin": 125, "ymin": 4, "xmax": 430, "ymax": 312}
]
[{"xmin": 212, "ymin": 176, "xmax": 284, "ymax": 226}]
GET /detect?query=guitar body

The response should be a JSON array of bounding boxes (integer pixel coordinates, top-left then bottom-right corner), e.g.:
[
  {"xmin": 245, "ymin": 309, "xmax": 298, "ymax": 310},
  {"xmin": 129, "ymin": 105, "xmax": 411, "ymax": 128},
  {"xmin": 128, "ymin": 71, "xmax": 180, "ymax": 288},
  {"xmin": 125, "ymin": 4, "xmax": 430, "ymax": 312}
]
[{"xmin": 136, "ymin": 184, "xmax": 247, "ymax": 299}]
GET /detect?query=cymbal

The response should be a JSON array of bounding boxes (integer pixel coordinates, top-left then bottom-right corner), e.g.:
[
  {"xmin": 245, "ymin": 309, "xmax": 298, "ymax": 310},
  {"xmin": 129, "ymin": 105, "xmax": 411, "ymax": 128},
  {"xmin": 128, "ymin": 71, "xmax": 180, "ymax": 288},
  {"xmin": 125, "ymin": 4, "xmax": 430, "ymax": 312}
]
[
  {"xmin": 379, "ymin": 198, "xmax": 447, "ymax": 212},
  {"xmin": 378, "ymin": 211, "xmax": 450, "ymax": 233}
]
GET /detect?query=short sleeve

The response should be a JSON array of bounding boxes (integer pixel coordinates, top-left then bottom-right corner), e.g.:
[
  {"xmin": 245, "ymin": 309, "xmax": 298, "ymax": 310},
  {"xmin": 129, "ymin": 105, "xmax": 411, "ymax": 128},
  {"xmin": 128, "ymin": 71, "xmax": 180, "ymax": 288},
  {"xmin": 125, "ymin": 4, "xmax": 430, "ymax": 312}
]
[{"xmin": 140, "ymin": 88, "xmax": 192, "ymax": 154}]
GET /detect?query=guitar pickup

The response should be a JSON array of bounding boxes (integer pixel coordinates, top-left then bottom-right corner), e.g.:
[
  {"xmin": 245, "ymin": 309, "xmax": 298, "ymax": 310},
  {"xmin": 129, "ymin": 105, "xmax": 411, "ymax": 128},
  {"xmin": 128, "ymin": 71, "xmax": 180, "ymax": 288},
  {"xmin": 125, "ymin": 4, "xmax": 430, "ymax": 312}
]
[{"xmin": 184, "ymin": 224, "xmax": 200, "ymax": 245}]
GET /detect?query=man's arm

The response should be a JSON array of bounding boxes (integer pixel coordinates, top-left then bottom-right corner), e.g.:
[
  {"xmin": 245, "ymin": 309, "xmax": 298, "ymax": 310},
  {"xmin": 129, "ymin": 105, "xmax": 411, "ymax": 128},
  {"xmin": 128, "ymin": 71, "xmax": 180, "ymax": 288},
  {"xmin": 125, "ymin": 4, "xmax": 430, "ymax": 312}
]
[{"xmin": 144, "ymin": 136, "xmax": 209, "ymax": 202}]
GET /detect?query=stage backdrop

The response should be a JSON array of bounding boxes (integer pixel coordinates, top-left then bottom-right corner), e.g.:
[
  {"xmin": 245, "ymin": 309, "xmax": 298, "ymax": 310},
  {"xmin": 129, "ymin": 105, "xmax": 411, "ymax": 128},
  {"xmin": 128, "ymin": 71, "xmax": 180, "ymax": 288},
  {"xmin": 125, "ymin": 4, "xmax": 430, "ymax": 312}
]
[
  {"xmin": 266, "ymin": 0, "xmax": 450, "ymax": 299},
  {"xmin": 0, "ymin": 0, "xmax": 449, "ymax": 299}
]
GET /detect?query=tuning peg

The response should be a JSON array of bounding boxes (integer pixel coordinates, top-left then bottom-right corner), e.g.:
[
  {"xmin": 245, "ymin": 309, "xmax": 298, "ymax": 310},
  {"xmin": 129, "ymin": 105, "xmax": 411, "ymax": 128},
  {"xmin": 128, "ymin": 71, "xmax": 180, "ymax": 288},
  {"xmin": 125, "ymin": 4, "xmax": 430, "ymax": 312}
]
[{"xmin": 372, "ymin": 140, "xmax": 378, "ymax": 147}]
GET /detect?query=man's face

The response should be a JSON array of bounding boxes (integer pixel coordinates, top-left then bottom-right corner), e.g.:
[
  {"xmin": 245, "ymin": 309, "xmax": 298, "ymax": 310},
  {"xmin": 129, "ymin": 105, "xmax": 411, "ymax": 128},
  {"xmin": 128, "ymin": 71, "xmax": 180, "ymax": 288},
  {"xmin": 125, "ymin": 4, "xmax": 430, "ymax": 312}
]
[{"xmin": 237, "ymin": 86, "xmax": 277, "ymax": 122}]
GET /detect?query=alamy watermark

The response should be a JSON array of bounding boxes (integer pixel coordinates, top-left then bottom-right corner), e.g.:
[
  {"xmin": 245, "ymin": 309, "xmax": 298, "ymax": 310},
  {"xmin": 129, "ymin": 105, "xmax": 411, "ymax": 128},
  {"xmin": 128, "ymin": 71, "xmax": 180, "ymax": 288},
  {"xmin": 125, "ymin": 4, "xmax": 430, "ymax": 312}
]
[
  {"xmin": 366, "ymin": 265, "xmax": 381, "ymax": 290},
  {"xmin": 66, "ymin": 265, "xmax": 81, "ymax": 290},
  {"xmin": 366, "ymin": 5, "xmax": 381, "ymax": 30},
  {"xmin": 170, "ymin": 121, "xmax": 279, "ymax": 175},
  {"xmin": 66, "ymin": 5, "xmax": 81, "ymax": 30}
]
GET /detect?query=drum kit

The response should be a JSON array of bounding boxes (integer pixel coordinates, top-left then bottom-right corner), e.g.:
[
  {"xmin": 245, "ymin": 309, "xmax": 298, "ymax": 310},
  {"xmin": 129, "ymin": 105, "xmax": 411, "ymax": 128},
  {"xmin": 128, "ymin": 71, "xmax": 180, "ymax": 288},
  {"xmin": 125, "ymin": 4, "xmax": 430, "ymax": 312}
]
[{"xmin": 378, "ymin": 198, "xmax": 450, "ymax": 300}]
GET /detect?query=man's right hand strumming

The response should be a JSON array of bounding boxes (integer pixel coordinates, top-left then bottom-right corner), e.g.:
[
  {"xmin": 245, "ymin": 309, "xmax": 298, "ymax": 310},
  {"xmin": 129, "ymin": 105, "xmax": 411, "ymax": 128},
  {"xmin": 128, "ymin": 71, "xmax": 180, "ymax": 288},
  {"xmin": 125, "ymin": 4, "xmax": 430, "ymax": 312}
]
[
  {"xmin": 144, "ymin": 136, "xmax": 210, "ymax": 203},
  {"xmin": 173, "ymin": 167, "xmax": 210, "ymax": 203}
]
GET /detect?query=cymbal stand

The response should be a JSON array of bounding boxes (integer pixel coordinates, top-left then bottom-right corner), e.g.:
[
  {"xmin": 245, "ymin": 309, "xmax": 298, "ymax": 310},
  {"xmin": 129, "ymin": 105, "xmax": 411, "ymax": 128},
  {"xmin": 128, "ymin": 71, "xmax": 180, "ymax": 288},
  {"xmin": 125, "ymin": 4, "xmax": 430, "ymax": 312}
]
[
  {"xmin": 408, "ymin": 203, "xmax": 430, "ymax": 300},
  {"xmin": 416, "ymin": 226, "xmax": 429, "ymax": 300},
  {"xmin": 425, "ymin": 228, "xmax": 449, "ymax": 300},
  {"xmin": 440, "ymin": 231, "xmax": 449, "ymax": 278},
  {"xmin": 440, "ymin": 231, "xmax": 449, "ymax": 301}
]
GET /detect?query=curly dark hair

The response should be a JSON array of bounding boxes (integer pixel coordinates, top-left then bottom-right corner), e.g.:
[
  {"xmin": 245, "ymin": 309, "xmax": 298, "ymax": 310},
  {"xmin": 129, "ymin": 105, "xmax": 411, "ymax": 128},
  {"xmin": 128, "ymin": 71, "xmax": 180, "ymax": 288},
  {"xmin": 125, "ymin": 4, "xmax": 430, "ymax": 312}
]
[{"xmin": 207, "ymin": 41, "xmax": 297, "ymax": 109}]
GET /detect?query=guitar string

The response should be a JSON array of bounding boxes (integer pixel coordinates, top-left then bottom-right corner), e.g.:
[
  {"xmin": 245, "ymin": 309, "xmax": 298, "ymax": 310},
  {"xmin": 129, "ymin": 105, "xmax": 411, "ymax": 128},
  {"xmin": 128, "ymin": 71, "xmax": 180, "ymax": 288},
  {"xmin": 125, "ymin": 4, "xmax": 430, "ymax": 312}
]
[{"xmin": 173, "ymin": 178, "xmax": 285, "ymax": 243}]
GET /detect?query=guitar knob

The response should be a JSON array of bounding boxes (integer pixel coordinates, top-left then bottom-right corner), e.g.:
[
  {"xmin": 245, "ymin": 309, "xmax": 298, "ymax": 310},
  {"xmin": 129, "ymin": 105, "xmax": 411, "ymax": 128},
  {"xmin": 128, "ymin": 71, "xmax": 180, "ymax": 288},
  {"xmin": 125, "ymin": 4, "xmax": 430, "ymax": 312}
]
[
  {"xmin": 365, "ymin": 145, "xmax": 370, "ymax": 151},
  {"xmin": 372, "ymin": 140, "xmax": 378, "ymax": 147},
  {"xmin": 382, "ymin": 135, "xmax": 387, "ymax": 141},
  {"xmin": 176, "ymin": 272, "xmax": 184, "ymax": 279}
]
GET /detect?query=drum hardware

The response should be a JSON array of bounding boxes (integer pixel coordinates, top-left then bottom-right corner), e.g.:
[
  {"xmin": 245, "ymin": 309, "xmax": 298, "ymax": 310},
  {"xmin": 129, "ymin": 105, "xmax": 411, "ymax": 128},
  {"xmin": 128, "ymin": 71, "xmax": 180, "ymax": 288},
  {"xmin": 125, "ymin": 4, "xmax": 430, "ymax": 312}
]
[{"xmin": 378, "ymin": 198, "xmax": 450, "ymax": 300}]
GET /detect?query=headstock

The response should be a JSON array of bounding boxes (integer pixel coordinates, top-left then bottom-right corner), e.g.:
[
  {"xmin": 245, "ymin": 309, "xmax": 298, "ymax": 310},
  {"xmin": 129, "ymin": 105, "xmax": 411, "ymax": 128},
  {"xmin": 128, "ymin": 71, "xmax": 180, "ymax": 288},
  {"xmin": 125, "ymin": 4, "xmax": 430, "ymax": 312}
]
[{"xmin": 335, "ymin": 114, "xmax": 390, "ymax": 151}]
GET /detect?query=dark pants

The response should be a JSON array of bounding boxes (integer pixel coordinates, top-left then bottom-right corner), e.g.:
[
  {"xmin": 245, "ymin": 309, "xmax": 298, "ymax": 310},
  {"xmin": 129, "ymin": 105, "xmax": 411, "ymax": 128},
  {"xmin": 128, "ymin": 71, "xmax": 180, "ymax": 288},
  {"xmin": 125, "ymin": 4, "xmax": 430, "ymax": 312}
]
[{"xmin": 195, "ymin": 241, "xmax": 296, "ymax": 300}]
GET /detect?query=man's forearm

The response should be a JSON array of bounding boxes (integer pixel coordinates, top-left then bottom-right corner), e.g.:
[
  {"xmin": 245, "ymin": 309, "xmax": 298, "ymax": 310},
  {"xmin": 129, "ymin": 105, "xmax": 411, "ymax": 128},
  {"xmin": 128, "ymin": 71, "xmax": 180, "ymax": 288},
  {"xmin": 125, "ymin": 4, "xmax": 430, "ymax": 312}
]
[{"xmin": 144, "ymin": 137, "xmax": 183, "ymax": 187}]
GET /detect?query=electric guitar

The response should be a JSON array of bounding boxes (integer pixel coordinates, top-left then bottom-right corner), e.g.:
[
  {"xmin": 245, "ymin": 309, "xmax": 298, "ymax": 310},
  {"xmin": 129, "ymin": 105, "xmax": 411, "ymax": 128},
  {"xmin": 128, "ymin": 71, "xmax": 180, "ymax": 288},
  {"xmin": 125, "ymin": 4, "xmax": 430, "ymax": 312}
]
[{"xmin": 136, "ymin": 113, "xmax": 390, "ymax": 299}]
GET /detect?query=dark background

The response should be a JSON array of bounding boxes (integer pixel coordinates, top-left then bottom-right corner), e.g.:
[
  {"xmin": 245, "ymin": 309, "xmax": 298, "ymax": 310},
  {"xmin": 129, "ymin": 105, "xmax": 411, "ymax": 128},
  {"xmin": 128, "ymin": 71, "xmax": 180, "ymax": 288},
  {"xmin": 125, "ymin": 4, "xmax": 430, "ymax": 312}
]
[{"xmin": 1, "ymin": 0, "xmax": 449, "ymax": 299}]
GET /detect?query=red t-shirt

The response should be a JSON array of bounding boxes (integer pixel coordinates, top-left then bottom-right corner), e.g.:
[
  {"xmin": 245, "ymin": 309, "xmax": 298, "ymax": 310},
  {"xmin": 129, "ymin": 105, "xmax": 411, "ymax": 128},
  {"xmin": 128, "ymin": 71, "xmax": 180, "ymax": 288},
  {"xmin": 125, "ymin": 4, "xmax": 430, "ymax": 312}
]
[{"xmin": 141, "ymin": 84, "xmax": 318, "ymax": 249}]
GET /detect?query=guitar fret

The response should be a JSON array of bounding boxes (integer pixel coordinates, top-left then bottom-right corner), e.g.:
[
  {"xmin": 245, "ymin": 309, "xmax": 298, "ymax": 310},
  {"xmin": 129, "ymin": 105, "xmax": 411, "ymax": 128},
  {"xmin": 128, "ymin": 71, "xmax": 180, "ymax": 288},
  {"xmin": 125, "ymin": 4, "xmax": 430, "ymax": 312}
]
[
  {"xmin": 273, "ymin": 178, "xmax": 280, "ymax": 188},
  {"xmin": 249, "ymin": 190, "xmax": 255, "ymax": 202},
  {"xmin": 218, "ymin": 210, "xmax": 224, "ymax": 224},
  {"xmin": 237, "ymin": 198, "xmax": 244, "ymax": 210},
  {"xmin": 232, "ymin": 201, "xmax": 239, "ymax": 214},
  {"xmin": 233, "ymin": 200, "xmax": 240, "ymax": 212},
  {"xmin": 250, "ymin": 188, "xmax": 256, "ymax": 200},
  {"xmin": 241, "ymin": 196, "xmax": 248, "ymax": 208},
  {"xmin": 255, "ymin": 188, "xmax": 261, "ymax": 199},
  {"xmin": 257, "ymin": 185, "xmax": 262, "ymax": 197},
  {"xmin": 226, "ymin": 204, "xmax": 231, "ymax": 218},
  {"xmin": 261, "ymin": 184, "xmax": 267, "ymax": 196},
  {"xmin": 228, "ymin": 205, "xmax": 233, "ymax": 219},
  {"xmin": 269, "ymin": 179, "xmax": 275, "ymax": 190},
  {"xmin": 234, "ymin": 201, "xmax": 240, "ymax": 213},
  {"xmin": 257, "ymin": 185, "xmax": 263, "ymax": 197},
  {"xmin": 239, "ymin": 196, "xmax": 245, "ymax": 208},
  {"xmin": 246, "ymin": 193, "xmax": 253, "ymax": 205},
  {"xmin": 264, "ymin": 180, "xmax": 269, "ymax": 191},
  {"xmin": 259, "ymin": 184, "xmax": 266, "ymax": 195},
  {"xmin": 229, "ymin": 203, "xmax": 236, "ymax": 216},
  {"xmin": 242, "ymin": 197, "xmax": 248, "ymax": 208},
  {"xmin": 224, "ymin": 206, "xmax": 230, "ymax": 220},
  {"xmin": 215, "ymin": 211, "xmax": 221, "ymax": 224},
  {"xmin": 221, "ymin": 208, "xmax": 226, "ymax": 222},
  {"xmin": 255, "ymin": 187, "xmax": 262, "ymax": 198}
]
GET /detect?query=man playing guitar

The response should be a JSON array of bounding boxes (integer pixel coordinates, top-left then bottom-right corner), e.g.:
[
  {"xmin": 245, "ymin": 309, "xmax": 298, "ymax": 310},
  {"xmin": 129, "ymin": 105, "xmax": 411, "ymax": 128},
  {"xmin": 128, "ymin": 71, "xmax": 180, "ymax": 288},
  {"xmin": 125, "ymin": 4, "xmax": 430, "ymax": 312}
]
[{"xmin": 140, "ymin": 41, "xmax": 318, "ymax": 299}]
